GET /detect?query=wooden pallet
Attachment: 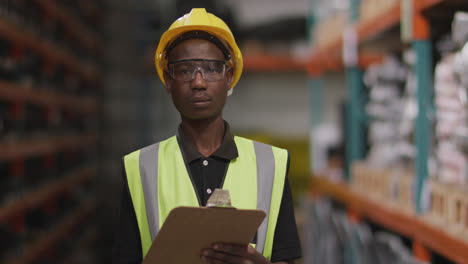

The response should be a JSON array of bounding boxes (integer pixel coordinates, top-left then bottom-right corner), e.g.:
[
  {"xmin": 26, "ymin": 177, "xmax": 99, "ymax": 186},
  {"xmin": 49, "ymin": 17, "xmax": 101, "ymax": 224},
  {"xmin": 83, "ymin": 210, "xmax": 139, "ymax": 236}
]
[
  {"xmin": 352, "ymin": 162, "xmax": 394, "ymax": 201},
  {"xmin": 395, "ymin": 169, "xmax": 415, "ymax": 214},
  {"xmin": 427, "ymin": 180, "xmax": 468, "ymax": 241},
  {"xmin": 428, "ymin": 180, "xmax": 450, "ymax": 225},
  {"xmin": 352, "ymin": 162, "xmax": 415, "ymax": 214}
]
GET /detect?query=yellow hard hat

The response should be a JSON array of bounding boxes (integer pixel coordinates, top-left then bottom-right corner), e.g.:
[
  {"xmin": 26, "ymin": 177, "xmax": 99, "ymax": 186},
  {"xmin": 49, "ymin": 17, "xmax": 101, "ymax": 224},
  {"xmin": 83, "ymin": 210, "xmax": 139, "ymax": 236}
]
[{"xmin": 155, "ymin": 8, "xmax": 243, "ymax": 89}]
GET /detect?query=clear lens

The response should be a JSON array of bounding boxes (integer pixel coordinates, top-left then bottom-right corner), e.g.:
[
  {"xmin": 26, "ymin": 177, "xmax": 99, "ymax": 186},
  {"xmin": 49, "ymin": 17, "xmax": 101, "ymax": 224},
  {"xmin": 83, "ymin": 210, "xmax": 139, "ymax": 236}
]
[{"xmin": 169, "ymin": 60, "xmax": 226, "ymax": 82}]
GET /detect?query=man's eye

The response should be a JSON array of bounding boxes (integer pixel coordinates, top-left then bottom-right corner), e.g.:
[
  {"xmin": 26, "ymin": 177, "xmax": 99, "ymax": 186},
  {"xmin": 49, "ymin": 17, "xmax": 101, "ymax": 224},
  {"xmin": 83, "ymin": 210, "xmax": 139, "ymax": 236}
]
[
  {"xmin": 176, "ymin": 68, "xmax": 191, "ymax": 75},
  {"xmin": 207, "ymin": 65, "xmax": 222, "ymax": 73}
]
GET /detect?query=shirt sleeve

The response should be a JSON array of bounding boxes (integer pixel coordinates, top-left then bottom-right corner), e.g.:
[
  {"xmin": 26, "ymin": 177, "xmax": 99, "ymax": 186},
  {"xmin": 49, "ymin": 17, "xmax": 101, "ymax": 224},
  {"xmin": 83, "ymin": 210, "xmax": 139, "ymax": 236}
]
[
  {"xmin": 112, "ymin": 159, "xmax": 143, "ymax": 264},
  {"xmin": 270, "ymin": 152, "xmax": 302, "ymax": 263}
]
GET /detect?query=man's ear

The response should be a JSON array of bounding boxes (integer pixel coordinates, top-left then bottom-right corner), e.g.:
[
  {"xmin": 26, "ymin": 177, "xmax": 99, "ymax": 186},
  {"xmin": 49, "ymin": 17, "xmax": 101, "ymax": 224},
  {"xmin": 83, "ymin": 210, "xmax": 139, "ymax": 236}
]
[
  {"xmin": 226, "ymin": 67, "xmax": 234, "ymax": 91},
  {"xmin": 163, "ymin": 70, "xmax": 172, "ymax": 94}
]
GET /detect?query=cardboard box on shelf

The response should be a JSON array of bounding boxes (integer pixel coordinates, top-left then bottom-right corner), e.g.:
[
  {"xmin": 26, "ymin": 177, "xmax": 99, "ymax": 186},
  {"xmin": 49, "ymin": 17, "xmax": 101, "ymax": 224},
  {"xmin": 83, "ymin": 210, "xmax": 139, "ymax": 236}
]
[
  {"xmin": 313, "ymin": 12, "xmax": 347, "ymax": 50},
  {"xmin": 359, "ymin": 0, "xmax": 399, "ymax": 24}
]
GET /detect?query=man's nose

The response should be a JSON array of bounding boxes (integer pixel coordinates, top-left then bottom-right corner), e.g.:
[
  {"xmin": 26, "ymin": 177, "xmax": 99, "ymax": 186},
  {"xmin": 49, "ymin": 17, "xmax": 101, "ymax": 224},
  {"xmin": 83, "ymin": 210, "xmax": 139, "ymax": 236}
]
[{"xmin": 191, "ymin": 67, "xmax": 206, "ymax": 88}]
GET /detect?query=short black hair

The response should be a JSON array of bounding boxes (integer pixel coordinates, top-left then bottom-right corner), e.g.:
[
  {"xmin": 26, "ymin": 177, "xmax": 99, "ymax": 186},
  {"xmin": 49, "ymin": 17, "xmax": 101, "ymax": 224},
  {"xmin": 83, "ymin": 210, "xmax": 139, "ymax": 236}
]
[{"xmin": 165, "ymin": 30, "xmax": 231, "ymax": 60}]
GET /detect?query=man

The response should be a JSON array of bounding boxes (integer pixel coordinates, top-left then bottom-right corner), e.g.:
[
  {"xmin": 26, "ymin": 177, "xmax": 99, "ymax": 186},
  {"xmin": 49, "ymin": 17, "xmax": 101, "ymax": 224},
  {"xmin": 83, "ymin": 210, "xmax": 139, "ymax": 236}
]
[{"xmin": 113, "ymin": 8, "xmax": 301, "ymax": 264}]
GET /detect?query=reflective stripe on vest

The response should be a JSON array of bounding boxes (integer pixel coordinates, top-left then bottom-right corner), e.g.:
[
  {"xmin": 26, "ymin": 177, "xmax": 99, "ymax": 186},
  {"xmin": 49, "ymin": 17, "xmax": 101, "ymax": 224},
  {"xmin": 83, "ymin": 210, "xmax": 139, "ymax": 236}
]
[{"xmin": 124, "ymin": 136, "xmax": 288, "ymax": 260}]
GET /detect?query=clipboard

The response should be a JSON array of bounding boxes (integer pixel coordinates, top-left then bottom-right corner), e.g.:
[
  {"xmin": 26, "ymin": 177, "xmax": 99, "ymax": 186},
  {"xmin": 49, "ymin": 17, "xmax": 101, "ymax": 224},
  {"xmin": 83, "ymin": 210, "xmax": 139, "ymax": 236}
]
[{"xmin": 143, "ymin": 206, "xmax": 266, "ymax": 264}]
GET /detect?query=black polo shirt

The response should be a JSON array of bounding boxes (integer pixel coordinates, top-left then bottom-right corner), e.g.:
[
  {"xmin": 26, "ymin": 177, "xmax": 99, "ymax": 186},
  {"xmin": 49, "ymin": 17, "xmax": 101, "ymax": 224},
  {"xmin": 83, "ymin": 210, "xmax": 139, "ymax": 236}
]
[{"xmin": 112, "ymin": 122, "xmax": 302, "ymax": 263}]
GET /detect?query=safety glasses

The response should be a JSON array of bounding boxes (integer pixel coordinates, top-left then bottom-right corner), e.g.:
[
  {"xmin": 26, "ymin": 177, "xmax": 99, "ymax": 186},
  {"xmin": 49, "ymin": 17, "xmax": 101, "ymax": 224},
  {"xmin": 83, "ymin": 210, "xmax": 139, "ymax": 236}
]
[{"xmin": 167, "ymin": 59, "xmax": 228, "ymax": 82}]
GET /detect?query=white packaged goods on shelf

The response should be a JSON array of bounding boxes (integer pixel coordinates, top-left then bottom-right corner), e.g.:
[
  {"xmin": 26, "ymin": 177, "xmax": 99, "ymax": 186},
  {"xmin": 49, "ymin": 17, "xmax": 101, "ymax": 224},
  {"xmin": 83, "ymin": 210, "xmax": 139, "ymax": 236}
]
[
  {"xmin": 434, "ymin": 33, "xmax": 468, "ymax": 185},
  {"xmin": 452, "ymin": 12, "xmax": 468, "ymax": 46},
  {"xmin": 369, "ymin": 122, "xmax": 398, "ymax": 142},
  {"xmin": 311, "ymin": 124, "xmax": 343, "ymax": 178},
  {"xmin": 364, "ymin": 56, "xmax": 416, "ymax": 168},
  {"xmin": 437, "ymin": 142, "xmax": 467, "ymax": 184},
  {"xmin": 454, "ymin": 42, "xmax": 468, "ymax": 88},
  {"xmin": 369, "ymin": 84, "xmax": 401, "ymax": 102},
  {"xmin": 366, "ymin": 101, "xmax": 401, "ymax": 121},
  {"xmin": 435, "ymin": 96, "xmax": 464, "ymax": 112}
]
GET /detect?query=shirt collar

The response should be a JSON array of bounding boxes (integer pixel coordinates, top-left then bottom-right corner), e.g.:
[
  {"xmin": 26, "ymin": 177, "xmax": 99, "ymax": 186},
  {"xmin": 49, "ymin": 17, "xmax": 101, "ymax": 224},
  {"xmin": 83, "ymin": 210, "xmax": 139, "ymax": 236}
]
[{"xmin": 176, "ymin": 121, "xmax": 239, "ymax": 163}]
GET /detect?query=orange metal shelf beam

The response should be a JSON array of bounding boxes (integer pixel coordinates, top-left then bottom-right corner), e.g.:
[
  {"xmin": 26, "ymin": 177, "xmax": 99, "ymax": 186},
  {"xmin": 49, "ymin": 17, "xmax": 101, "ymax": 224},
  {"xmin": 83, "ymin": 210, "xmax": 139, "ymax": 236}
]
[
  {"xmin": 417, "ymin": 0, "xmax": 447, "ymax": 10},
  {"xmin": 310, "ymin": 177, "xmax": 468, "ymax": 263},
  {"xmin": 243, "ymin": 53, "xmax": 382, "ymax": 74},
  {"xmin": 309, "ymin": 0, "xmax": 448, "ymax": 73},
  {"xmin": 243, "ymin": 54, "xmax": 307, "ymax": 72},
  {"xmin": 0, "ymin": 165, "xmax": 96, "ymax": 223},
  {"xmin": 310, "ymin": 177, "xmax": 416, "ymax": 237},
  {"xmin": 312, "ymin": 41, "xmax": 343, "ymax": 64},
  {"xmin": 0, "ymin": 18, "xmax": 98, "ymax": 83},
  {"xmin": 5, "ymin": 200, "xmax": 95, "ymax": 264},
  {"xmin": 307, "ymin": 53, "xmax": 384, "ymax": 75},
  {"xmin": 0, "ymin": 133, "xmax": 98, "ymax": 161},
  {"xmin": 0, "ymin": 81, "xmax": 98, "ymax": 114},
  {"xmin": 34, "ymin": 0, "xmax": 100, "ymax": 54},
  {"xmin": 359, "ymin": 53, "xmax": 385, "ymax": 68}
]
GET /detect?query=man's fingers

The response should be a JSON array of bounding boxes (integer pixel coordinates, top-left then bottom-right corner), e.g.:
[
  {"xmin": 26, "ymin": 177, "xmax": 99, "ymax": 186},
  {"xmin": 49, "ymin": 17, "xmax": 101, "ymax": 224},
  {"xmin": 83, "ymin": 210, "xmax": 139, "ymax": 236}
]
[
  {"xmin": 202, "ymin": 255, "xmax": 227, "ymax": 264},
  {"xmin": 202, "ymin": 248, "xmax": 247, "ymax": 264},
  {"xmin": 212, "ymin": 243, "xmax": 248, "ymax": 256}
]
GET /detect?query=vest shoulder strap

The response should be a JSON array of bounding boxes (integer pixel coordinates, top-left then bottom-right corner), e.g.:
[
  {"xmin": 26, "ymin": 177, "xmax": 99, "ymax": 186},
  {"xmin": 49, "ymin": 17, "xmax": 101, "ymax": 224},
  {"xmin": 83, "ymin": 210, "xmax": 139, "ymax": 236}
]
[{"xmin": 233, "ymin": 136, "xmax": 289, "ymax": 259}]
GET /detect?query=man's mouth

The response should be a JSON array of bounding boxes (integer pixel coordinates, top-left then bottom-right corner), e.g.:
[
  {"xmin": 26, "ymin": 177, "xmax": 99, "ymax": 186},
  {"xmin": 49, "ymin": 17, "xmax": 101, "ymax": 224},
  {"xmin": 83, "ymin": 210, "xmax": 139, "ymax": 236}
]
[{"xmin": 190, "ymin": 95, "xmax": 211, "ymax": 106}]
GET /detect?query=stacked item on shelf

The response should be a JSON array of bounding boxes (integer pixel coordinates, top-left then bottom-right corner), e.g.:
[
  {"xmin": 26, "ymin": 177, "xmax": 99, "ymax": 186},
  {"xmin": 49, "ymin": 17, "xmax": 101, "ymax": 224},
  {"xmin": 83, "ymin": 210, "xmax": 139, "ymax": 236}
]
[
  {"xmin": 0, "ymin": 0, "xmax": 101, "ymax": 263},
  {"xmin": 352, "ymin": 55, "xmax": 420, "ymax": 212},
  {"xmin": 304, "ymin": 198, "xmax": 427, "ymax": 264},
  {"xmin": 359, "ymin": 0, "xmax": 399, "ymax": 24},
  {"xmin": 312, "ymin": 0, "xmax": 400, "ymax": 51},
  {"xmin": 427, "ymin": 12, "xmax": 468, "ymax": 240},
  {"xmin": 434, "ymin": 12, "xmax": 468, "ymax": 186},
  {"xmin": 308, "ymin": 0, "xmax": 468, "ymax": 262},
  {"xmin": 312, "ymin": 0, "xmax": 348, "ymax": 50},
  {"xmin": 364, "ymin": 55, "xmax": 410, "ymax": 169}
]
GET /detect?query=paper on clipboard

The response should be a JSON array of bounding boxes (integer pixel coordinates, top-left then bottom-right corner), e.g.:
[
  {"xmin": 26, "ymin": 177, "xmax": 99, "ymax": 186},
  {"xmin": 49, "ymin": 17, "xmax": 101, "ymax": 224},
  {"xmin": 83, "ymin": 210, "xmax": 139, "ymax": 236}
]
[{"xmin": 143, "ymin": 206, "xmax": 266, "ymax": 264}]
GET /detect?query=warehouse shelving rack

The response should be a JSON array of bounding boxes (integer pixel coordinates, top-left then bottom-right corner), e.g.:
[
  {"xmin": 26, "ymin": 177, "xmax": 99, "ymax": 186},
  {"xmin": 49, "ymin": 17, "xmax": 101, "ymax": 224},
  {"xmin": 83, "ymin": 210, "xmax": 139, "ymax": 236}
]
[
  {"xmin": 307, "ymin": 0, "xmax": 468, "ymax": 262},
  {"xmin": 5, "ymin": 200, "xmax": 96, "ymax": 264},
  {"xmin": 0, "ymin": 16, "xmax": 98, "ymax": 82},
  {"xmin": 0, "ymin": 134, "xmax": 98, "ymax": 160},
  {"xmin": 0, "ymin": 165, "xmax": 96, "ymax": 222},
  {"xmin": 33, "ymin": 0, "xmax": 101, "ymax": 54},
  {"xmin": 0, "ymin": 80, "xmax": 98, "ymax": 114},
  {"xmin": 310, "ymin": 176, "xmax": 468, "ymax": 263},
  {"xmin": 0, "ymin": 0, "xmax": 101, "ymax": 263},
  {"xmin": 243, "ymin": 54, "xmax": 307, "ymax": 72},
  {"xmin": 61, "ymin": 225, "xmax": 98, "ymax": 263}
]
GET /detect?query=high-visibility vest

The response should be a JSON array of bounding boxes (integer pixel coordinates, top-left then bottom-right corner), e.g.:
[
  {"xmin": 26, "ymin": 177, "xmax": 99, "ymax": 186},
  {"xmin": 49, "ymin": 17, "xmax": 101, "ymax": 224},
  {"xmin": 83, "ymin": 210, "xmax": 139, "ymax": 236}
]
[{"xmin": 123, "ymin": 136, "xmax": 288, "ymax": 260}]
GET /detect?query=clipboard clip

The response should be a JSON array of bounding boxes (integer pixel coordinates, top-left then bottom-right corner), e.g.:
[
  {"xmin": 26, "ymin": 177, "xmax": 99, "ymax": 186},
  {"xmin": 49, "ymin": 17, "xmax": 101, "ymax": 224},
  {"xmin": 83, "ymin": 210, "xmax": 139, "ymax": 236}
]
[{"xmin": 206, "ymin": 189, "xmax": 235, "ymax": 208}]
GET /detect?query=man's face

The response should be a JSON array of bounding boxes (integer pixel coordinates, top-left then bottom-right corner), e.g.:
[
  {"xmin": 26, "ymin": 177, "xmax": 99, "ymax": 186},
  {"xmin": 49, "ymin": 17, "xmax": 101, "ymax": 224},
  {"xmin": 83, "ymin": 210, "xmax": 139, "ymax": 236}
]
[{"xmin": 163, "ymin": 38, "xmax": 233, "ymax": 121}]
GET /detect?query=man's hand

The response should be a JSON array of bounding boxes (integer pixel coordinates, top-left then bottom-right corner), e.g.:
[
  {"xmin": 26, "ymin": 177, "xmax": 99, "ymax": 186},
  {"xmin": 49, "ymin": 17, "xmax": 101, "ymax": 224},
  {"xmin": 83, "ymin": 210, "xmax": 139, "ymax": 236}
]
[
  {"xmin": 201, "ymin": 244, "xmax": 291, "ymax": 264},
  {"xmin": 201, "ymin": 244, "xmax": 270, "ymax": 264}
]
